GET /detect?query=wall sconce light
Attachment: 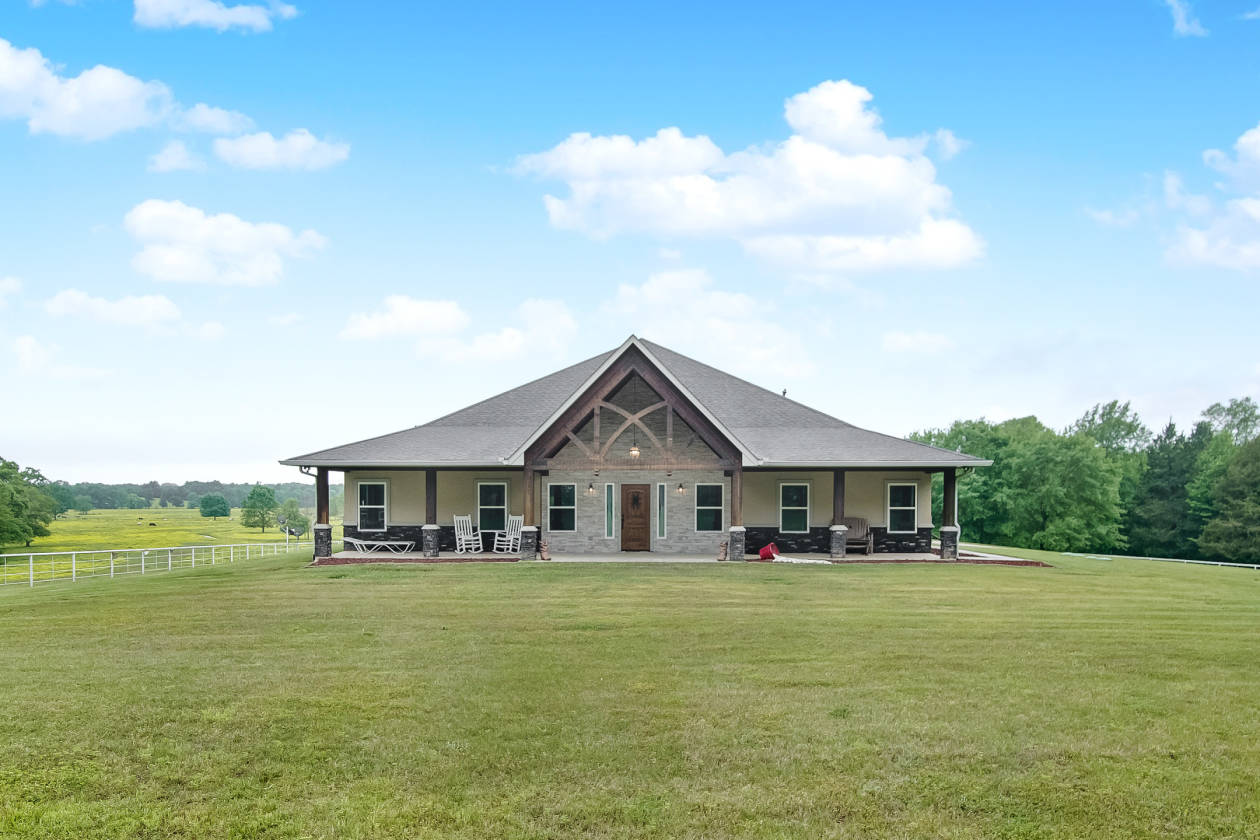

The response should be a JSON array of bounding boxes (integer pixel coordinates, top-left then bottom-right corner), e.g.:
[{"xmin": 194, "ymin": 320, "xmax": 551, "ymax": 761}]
[
  {"xmin": 587, "ymin": 482, "xmax": 596, "ymax": 494},
  {"xmin": 676, "ymin": 483, "xmax": 685, "ymax": 494}
]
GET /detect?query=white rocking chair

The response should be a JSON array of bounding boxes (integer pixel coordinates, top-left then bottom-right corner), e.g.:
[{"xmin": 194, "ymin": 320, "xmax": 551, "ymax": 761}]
[
  {"xmin": 453, "ymin": 515, "xmax": 482, "ymax": 554},
  {"xmin": 494, "ymin": 515, "xmax": 524, "ymax": 554}
]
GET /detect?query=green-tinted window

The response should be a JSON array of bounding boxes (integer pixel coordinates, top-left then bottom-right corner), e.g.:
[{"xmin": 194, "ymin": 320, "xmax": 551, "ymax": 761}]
[
  {"xmin": 358, "ymin": 481, "xmax": 386, "ymax": 532},
  {"xmin": 887, "ymin": 483, "xmax": 917, "ymax": 533},
  {"xmin": 657, "ymin": 484, "xmax": 666, "ymax": 538},
  {"xmin": 478, "ymin": 482, "xmax": 507, "ymax": 531},
  {"xmin": 604, "ymin": 484, "xmax": 614, "ymax": 539},
  {"xmin": 549, "ymin": 484, "xmax": 575, "ymax": 507},
  {"xmin": 780, "ymin": 483, "xmax": 809, "ymax": 533},
  {"xmin": 695, "ymin": 483, "xmax": 723, "ymax": 532},
  {"xmin": 548, "ymin": 484, "xmax": 576, "ymax": 532}
]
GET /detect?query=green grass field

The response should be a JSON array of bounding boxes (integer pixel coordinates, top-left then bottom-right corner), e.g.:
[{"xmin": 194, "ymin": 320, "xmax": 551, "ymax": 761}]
[
  {"xmin": 0, "ymin": 548, "xmax": 1257, "ymax": 838},
  {"xmin": 1, "ymin": 506, "xmax": 343, "ymax": 555}
]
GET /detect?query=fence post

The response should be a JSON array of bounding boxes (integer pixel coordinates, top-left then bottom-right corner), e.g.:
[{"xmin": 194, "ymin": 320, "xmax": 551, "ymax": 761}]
[
  {"xmin": 231, "ymin": 545, "xmax": 235, "ymax": 563},
  {"xmin": 141, "ymin": 552, "xmax": 145, "ymax": 575},
  {"xmin": 168, "ymin": 549, "xmax": 172, "ymax": 572},
  {"xmin": 110, "ymin": 552, "xmax": 115, "ymax": 579},
  {"xmin": 29, "ymin": 554, "xmax": 34, "ymax": 587},
  {"xmin": 191, "ymin": 548, "xmax": 196, "ymax": 569},
  {"xmin": 72, "ymin": 552, "xmax": 76, "ymax": 582},
  {"xmin": 211, "ymin": 547, "xmax": 215, "ymax": 565}
]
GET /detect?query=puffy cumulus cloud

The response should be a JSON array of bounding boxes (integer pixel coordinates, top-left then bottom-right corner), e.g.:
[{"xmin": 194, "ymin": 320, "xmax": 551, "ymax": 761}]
[
  {"xmin": 1167, "ymin": 122, "xmax": 1260, "ymax": 270},
  {"xmin": 881, "ymin": 330, "xmax": 956, "ymax": 354},
  {"xmin": 148, "ymin": 140, "xmax": 204, "ymax": 172},
  {"xmin": 12, "ymin": 335, "xmax": 108, "ymax": 379},
  {"xmin": 1164, "ymin": 0, "xmax": 1208, "ymax": 37},
  {"xmin": 516, "ymin": 80, "xmax": 981, "ymax": 272},
  {"xmin": 124, "ymin": 199, "xmax": 326, "ymax": 286},
  {"xmin": 1204, "ymin": 122, "xmax": 1260, "ymax": 191},
  {"xmin": 600, "ymin": 268, "xmax": 815, "ymax": 380},
  {"xmin": 0, "ymin": 38, "xmax": 251, "ymax": 141},
  {"xmin": 213, "ymin": 129, "xmax": 350, "ymax": 170},
  {"xmin": 133, "ymin": 0, "xmax": 298, "ymax": 33},
  {"xmin": 45, "ymin": 288, "xmax": 182, "ymax": 326}
]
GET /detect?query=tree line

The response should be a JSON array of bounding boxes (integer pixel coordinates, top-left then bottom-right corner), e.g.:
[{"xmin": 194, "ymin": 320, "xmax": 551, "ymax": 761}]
[
  {"xmin": 0, "ymin": 462, "xmax": 344, "ymax": 549},
  {"xmin": 913, "ymin": 397, "xmax": 1260, "ymax": 562}
]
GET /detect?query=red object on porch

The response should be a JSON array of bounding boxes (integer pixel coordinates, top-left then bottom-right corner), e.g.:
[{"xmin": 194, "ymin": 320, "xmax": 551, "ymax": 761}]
[{"xmin": 758, "ymin": 543, "xmax": 779, "ymax": 561}]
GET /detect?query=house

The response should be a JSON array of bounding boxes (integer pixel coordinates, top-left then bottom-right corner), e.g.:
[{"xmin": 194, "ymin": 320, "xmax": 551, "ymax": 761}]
[{"xmin": 281, "ymin": 336, "xmax": 991, "ymax": 561}]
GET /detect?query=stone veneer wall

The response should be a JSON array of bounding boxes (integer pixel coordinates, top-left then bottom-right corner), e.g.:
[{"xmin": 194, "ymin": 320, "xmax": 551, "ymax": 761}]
[
  {"xmin": 871, "ymin": 526, "xmax": 933, "ymax": 553},
  {"xmin": 542, "ymin": 469, "xmax": 728, "ymax": 554},
  {"xmin": 743, "ymin": 527, "xmax": 831, "ymax": 554},
  {"xmin": 344, "ymin": 524, "xmax": 460, "ymax": 552}
]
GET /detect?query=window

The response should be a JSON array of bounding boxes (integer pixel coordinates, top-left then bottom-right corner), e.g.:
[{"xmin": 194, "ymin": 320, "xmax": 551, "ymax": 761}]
[
  {"xmin": 887, "ymin": 483, "xmax": 918, "ymax": 533},
  {"xmin": 548, "ymin": 483, "xmax": 576, "ymax": 532},
  {"xmin": 478, "ymin": 482, "xmax": 507, "ymax": 532},
  {"xmin": 695, "ymin": 483, "xmax": 723, "ymax": 532},
  {"xmin": 358, "ymin": 480, "xmax": 386, "ymax": 532},
  {"xmin": 656, "ymin": 483, "xmax": 667, "ymax": 539},
  {"xmin": 780, "ymin": 483, "xmax": 810, "ymax": 533},
  {"xmin": 604, "ymin": 483, "xmax": 615, "ymax": 539}
]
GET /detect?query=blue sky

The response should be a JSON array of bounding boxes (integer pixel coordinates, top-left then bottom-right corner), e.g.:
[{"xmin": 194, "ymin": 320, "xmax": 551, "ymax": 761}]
[{"xmin": 3, "ymin": 0, "xmax": 1260, "ymax": 483}]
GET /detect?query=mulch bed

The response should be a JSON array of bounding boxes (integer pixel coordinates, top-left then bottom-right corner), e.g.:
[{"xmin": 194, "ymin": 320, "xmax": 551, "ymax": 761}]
[{"xmin": 310, "ymin": 556, "xmax": 519, "ymax": 566}]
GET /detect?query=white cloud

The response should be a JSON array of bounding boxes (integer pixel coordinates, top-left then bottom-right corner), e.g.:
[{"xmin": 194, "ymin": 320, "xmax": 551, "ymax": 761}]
[
  {"xmin": 1165, "ymin": 0, "xmax": 1208, "ymax": 36},
  {"xmin": 658, "ymin": 248, "xmax": 682, "ymax": 260},
  {"xmin": 213, "ymin": 129, "xmax": 349, "ymax": 170},
  {"xmin": 45, "ymin": 288, "xmax": 182, "ymax": 327},
  {"xmin": 0, "ymin": 276, "xmax": 20, "ymax": 307},
  {"xmin": 0, "ymin": 38, "xmax": 172, "ymax": 140},
  {"xmin": 1162, "ymin": 171, "xmax": 1211, "ymax": 215},
  {"xmin": 191, "ymin": 320, "xmax": 225, "ymax": 340},
  {"xmin": 0, "ymin": 38, "xmax": 250, "ymax": 142},
  {"xmin": 933, "ymin": 128, "xmax": 969, "ymax": 160},
  {"xmin": 124, "ymin": 199, "xmax": 326, "ymax": 286},
  {"xmin": 1168, "ymin": 198, "xmax": 1260, "ymax": 270},
  {"xmin": 516, "ymin": 79, "xmax": 981, "ymax": 272},
  {"xmin": 268, "ymin": 312, "xmax": 303, "ymax": 326},
  {"xmin": 148, "ymin": 140, "xmax": 205, "ymax": 172},
  {"xmin": 426, "ymin": 299, "xmax": 578, "ymax": 363},
  {"xmin": 133, "ymin": 0, "xmax": 298, "ymax": 33},
  {"xmin": 340, "ymin": 296, "xmax": 469, "ymax": 340},
  {"xmin": 881, "ymin": 330, "xmax": 955, "ymax": 354},
  {"xmin": 174, "ymin": 102, "xmax": 253, "ymax": 134},
  {"xmin": 12, "ymin": 335, "xmax": 107, "ymax": 379},
  {"xmin": 600, "ymin": 268, "xmax": 815, "ymax": 380},
  {"xmin": 1204, "ymin": 122, "xmax": 1260, "ymax": 191},
  {"xmin": 1245, "ymin": 7, "xmax": 1260, "ymax": 21}
]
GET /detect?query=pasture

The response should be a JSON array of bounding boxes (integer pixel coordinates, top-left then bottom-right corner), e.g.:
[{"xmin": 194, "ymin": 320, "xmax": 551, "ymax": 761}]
[
  {"xmin": 0, "ymin": 549, "xmax": 1257, "ymax": 838},
  {"xmin": 1, "ymin": 506, "xmax": 342, "ymax": 555}
]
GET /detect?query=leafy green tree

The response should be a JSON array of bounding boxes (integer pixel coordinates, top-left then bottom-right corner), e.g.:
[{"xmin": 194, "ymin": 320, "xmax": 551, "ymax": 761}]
[
  {"xmin": 1067, "ymin": 401, "xmax": 1151, "ymax": 551},
  {"xmin": 1187, "ymin": 431, "xmax": 1236, "ymax": 537},
  {"xmin": 240, "ymin": 486, "xmax": 278, "ymax": 532},
  {"xmin": 1197, "ymin": 438, "xmax": 1260, "ymax": 562},
  {"xmin": 125, "ymin": 493, "xmax": 148, "ymax": 509},
  {"xmin": 44, "ymin": 481, "xmax": 75, "ymax": 516},
  {"xmin": 277, "ymin": 498, "xmax": 310, "ymax": 537},
  {"xmin": 199, "ymin": 494, "xmax": 230, "ymax": 520},
  {"xmin": 1202, "ymin": 397, "xmax": 1259, "ymax": 445},
  {"xmin": 72, "ymin": 495, "xmax": 94, "ymax": 514},
  {"xmin": 1125, "ymin": 421, "xmax": 1212, "ymax": 558},
  {"xmin": 0, "ymin": 458, "xmax": 56, "ymax": 548}
]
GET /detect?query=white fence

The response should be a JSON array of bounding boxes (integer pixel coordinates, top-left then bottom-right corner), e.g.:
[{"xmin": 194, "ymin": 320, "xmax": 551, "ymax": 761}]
[{"xmin": 0, "ymin": 541, "xmax": 311, "ymax": 588}]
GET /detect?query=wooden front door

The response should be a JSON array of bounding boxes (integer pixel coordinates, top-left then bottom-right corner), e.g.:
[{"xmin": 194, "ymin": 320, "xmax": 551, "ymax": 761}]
[{"xmin": 621, "ymin": 484, "xmax": 651, "ymax": 551}]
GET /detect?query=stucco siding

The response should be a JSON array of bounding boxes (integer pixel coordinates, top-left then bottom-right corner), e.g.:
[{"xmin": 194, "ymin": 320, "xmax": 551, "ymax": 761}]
[
  {"xmin": 743, "ymin": 470, "xmax": 933, "ymax": 530},
  {"xmin": 343, "ymin": 469, "xmax": 525, "ymax": 529}
]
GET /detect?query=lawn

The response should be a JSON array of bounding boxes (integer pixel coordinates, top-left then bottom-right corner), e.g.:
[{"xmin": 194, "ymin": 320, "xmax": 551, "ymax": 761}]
[{"xmin": 0, "ymin": 550, "xmax": 1257, "ymax": 838}]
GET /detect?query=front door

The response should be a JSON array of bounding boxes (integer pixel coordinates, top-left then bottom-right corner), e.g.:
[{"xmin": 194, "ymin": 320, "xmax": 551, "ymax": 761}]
[{"xmin": 621, "ymin": 484, "xmax": 651, "ymax": 551}]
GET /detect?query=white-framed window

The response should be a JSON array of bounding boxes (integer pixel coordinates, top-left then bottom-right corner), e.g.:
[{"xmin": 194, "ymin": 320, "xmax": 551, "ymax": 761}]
[
  {"xmin": 695, "ymin": 483, "xmax": 723, "ymax": 532},
  {"xmin": 887, "ymin": 482, "xmax": 918, "ymax": 534},
  {"xmin": 779, "ymin": 482, "xmax": 810, "ymax": 533},
  {"xmin": 357, "ymin": 480, "xmax": 387, "ymax": 532},
  {"xmin": 477, "ymin": 481, "xmax": 508, "ymax": 532},
  {"xmin": 656, "ymin": 482, "xmax": 667, "ymax": 539},
  {"xmin": 604, "ymin": 483, "xmax": 615, "ymax": 539},
  {"xmin": 548, "ymin": 483, "xmax": 577, "ymax": 532}
]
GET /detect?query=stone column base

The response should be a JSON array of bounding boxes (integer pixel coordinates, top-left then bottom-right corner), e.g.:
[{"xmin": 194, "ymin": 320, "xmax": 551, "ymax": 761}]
[
  {"xmin": 940, "ymin": 525, "xmax": 960, "ymax": 560},
  {"xmin": 728, "ymin": 526, "xmax": 746, "ymax": 561},
  {"xmin": 520, "ymin": 526, "xmax": 539, "ymax": 561},
  {"xmin": 314, "ymin": 523, "xmax": 332, "ymax": 559},
  {"xmin": 421, "ymin": 524, "xmax": 440, "ymax": 558},
  {"xmin": 829, "ymin": 524, "xmax": 848, "ymax": 560}
]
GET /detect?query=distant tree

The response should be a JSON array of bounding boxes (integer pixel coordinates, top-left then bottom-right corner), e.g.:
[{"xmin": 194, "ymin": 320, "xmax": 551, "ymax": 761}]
[
  {"xmin": 124, "ymin": 493, "xmax": 148, "ymax": 509},
  {"xmin": 277, "ymin": 497, "xmax": 309, "ymax": 537},
  {"xmin": 185, "ymin": 494, "xmax": 200, "ymax": 510},
  {"xmin": 1197, "ymin": 438, "xmax": 1260, "ymax": 562},
  {"xmin": 199, "ymin": 494, "xmax": 230, "ymax": 521},
  {"xmin": 1186, "ymin": 431, "xmax": 1236, "ymax": 537},
  {"xmin": 1202, "ymin": 397, "xmax": 1260, "ymax": 445},
  {"xmin": 240, "ymin": 486, "xmax": 278, "ymax": 532},
  {"xmin": 329, "ymin": 486, "xmax": 345, "ymax": 518},
  {"xmin": 1068, "ymin": 401, "xmax": 1151, "ymax": 550},
  {"xmin": 44, "ymin": 481, "xmax": 75, "ymax": 516},
  {"xmin": 142, "ymin": 480, "xmax": 161, "ymax": 503},
  {"xmin": 1125, "ymin": 421, "xmax": 1212, "ymax": 558},
  {"xmin": 72, "ymin": 495, "xmax": 94, "ymax": 514},
  {"xmin": 0, "ymin": 458, "xmax": 56, "ymax": 548}
]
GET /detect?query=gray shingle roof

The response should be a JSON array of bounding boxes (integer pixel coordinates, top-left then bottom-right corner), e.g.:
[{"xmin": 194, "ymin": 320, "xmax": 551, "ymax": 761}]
[{"xmin": 281, "ymin": 337, "xmax": 990, "ymax": 468}]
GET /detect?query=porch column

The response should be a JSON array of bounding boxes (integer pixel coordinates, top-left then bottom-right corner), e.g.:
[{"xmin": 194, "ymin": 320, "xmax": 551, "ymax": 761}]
[
  {"xmin": 523, "ymin": 466, "xmax": 536, "ymax": 526},
  {"xmin": 314, "ymin": 467, "xmax": 332, "ymax": 560},
  {"xmin": 425, "ymin": 469, "xmax": 437, "ymax": 525},
  {"xmin": 831, "ymin": 469, "xmax": 846, "ymax": 525},
  {"xmin": 730, "ymin": 465, "xmax": 743, "ymax": 527},
  {"xmin": 520, "ymin": 525, "xmax": 539, "ymax": 561},
  {"xmin": 941, "ymin": 468, "xmax": 959, "ymax": 560}
]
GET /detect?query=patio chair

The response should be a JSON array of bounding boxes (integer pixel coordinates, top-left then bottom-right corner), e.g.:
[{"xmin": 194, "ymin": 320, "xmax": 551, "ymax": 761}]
[
  {"xmin": 494, "ymin": 515, "xmax": 524, "ymax": 554},
  {"xmin": 453, "ymin": 514, "xmax": 482, "ymax": 554},
  {"xmin": 842, "ymin": 516, "xmax": 874, "ymax": 555}
]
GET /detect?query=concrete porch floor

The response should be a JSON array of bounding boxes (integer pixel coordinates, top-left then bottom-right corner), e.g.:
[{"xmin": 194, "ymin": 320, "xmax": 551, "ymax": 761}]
[{"xmin": 320, "ymin": 550, "xmax": 963, "ymax": 564}]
